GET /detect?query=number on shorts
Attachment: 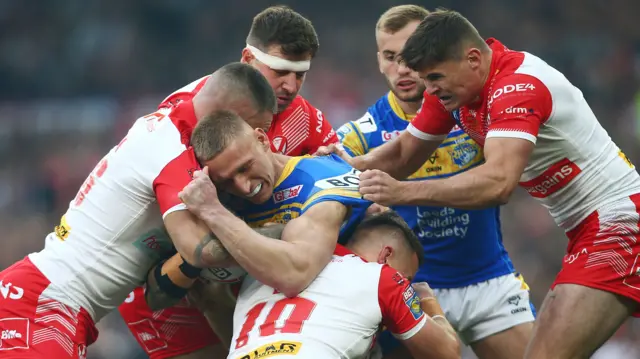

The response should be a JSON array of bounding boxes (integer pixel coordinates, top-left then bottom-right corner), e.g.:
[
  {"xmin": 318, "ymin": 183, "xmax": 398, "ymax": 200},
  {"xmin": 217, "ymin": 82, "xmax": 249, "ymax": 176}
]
[{"xmin": 235, "ymin": 297, "xmax": 316, "ymax": 349}]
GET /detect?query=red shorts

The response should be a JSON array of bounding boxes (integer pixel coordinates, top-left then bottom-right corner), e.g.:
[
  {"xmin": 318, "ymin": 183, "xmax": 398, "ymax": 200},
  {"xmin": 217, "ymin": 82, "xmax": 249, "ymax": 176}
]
[
  {"xmin": 0, "ymin": 257, "xmax": 98, "ymax": 358},
  {"xmin": 553, "ymin": 193, "xmax": 640, "ymax": 316},
  {"xmin": 118, "ymin": 286, "xmax": 219, "ymax": 359}
]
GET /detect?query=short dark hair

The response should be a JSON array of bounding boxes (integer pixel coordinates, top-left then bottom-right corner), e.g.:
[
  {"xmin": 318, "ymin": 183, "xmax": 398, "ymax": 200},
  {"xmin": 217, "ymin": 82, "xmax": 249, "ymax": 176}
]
[
  {"xmin": 246, "ymin": 5, "xmax": 319, "ymax": 57},
  {"xmin": 353, "ymin": 211, "xmax": 424, "ymax": 266},
  {"xmin": 191, "ymin": 109, "xmax": 249, "ymax": 163},
  {"xmin": 213, "ymin": 62, "xmax": 277, "ymax": 115},
  {"xmin": 376, "ymin": 5, "xmax": 430, "ymax": 34},
  {"xmin": 399, "ymin": 9, "xmax": 487, "ymax": 71}
]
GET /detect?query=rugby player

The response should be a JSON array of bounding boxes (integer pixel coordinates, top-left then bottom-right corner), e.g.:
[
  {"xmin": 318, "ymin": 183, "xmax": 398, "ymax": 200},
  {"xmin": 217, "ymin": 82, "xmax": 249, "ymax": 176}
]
[
  {"xmin": 223, "ymin": 211, "xmax": 460, "ymax": 359},
  {"xmin": 324, "ymin": 9, "xmax": 640, "ymax": 359},
  {"xmin": 118, "ymin": 6, "xmax": 341, "ymax": 359},
  {"xmin": 0, "ymin": 63, "xmax": 277, "ymax": 358},
  {"xmin": 336, "ymin": 6, "xmax": 533, "ymax": 359}
]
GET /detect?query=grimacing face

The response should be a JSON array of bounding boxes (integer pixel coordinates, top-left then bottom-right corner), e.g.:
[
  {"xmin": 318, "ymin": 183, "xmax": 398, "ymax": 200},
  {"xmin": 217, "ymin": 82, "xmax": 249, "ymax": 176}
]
[
  {"xmin": 376, "ymin": 21, "xmax": 426, "ymax": 103},
  {"xmin": 204, "ymin": 127, "xmax": 276, "ymax": 204},
  {"xmin": 242, "ymin": 45, "xmax": 311, "ymax": 113},
  {"xmin": 418, "ymin": 47, "xmax": 486, "ymax": 111}
]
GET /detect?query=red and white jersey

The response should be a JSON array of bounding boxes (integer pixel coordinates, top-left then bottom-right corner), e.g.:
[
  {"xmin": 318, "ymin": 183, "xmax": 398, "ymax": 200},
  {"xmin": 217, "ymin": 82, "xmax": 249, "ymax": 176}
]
[
  {"xmin": 160, "ymin": 75, "xmax": 339, "ymax": 155},
  {"xmin": 408, "ymin": 38, "xmax": 640, "ymax": 230},
  {"xmin": 29, "ymin": 101, "xmax": 201, "ymax": 322},
  {"xmin": 228, "ymin": 245, "xmax": 426, "ymax": 359}
]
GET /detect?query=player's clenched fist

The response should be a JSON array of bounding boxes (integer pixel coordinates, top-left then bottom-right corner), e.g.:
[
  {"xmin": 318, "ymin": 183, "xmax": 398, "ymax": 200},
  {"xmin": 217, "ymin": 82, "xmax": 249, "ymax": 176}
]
[
  {"xmin": 179, "ymin": 166, "xmax": 221, "ymax": 216},
  {"xmin": 359, "ymin": 169, "xmax": 409, "ymax": 206}
]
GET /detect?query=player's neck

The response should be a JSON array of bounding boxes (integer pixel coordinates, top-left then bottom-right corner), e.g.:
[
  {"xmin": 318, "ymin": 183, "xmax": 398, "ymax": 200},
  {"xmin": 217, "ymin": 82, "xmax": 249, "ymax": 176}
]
[
  {"xmin": 272, "ymin": 153, "xmax": 292, "ymax": 179},
  {"xmin": 398, "ymin": 99, "xmax": 421, "ymax": 117}
]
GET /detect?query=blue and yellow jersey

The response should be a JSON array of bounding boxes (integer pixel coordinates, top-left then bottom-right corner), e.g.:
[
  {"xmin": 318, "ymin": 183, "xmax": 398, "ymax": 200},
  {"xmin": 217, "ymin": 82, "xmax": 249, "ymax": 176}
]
[
  {"xmin": 337, "ymin": 92, "xmax": 515, "ymax": 288},
  {"xmin": 234, "ymin": 154, "xmax": 372, "ymax": 241}
]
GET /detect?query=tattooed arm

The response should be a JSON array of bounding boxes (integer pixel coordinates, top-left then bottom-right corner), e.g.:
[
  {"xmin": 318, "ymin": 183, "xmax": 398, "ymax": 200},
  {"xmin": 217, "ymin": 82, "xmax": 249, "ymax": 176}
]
[{"xmin": 144, "ymin": 224, "xmax": 285, "ymax": 311}]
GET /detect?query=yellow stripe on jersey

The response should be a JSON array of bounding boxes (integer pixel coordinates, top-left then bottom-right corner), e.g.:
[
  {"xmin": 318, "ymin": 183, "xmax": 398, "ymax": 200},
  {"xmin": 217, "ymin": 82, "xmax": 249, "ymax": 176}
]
[
  {"xmin": 54, "ymin": 215, "xmax": 71, "ymax": 241},
  {"xmin": 244, "ymin": 203, "xmax": 304, "ymax": 220},
  {"xmin": 247, "ymin": 210, "xmax": 302, "ymax": 228},
  {"xmin": 275, "ymin": 156, "xmax": 310, "ymax": 188},
  {"xmin": 387, "ymin": 92, "xmax": 416, "ymax": 121},
  {"xmin": 302, "ymin": 188, "xmax": 362, "ymax": 211},
  {"xmin": 516, "ymin": 273, "xmax": 530, "ymax": 291},
  {"xmin": 341, "ymin": 123, "xmax": 367, "ymax": 156}
]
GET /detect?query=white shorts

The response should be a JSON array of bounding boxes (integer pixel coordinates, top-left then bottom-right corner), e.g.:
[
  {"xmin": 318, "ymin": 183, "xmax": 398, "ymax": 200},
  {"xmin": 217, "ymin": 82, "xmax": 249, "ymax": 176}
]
[{"xmin": 434, "ymin": 273, "xmax": 535, "ymax": 345}]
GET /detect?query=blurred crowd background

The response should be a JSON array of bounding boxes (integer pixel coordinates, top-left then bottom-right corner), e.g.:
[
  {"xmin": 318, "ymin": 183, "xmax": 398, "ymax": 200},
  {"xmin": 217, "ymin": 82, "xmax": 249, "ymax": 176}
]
[{"xmin": 2, "ymin": 0, "xmax": 640, "ymax": 358}]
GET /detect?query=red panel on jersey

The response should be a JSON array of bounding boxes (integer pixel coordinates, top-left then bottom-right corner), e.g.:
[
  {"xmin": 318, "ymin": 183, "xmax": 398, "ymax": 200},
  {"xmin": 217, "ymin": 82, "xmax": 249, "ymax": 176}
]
[
  {"xmin": 486, "ymin": 74, "xmax": 553, "ymax": 142},
  {"xmin": 152, "ymin": 149, "xmax": 200, "ymax": 216},
  {"xmin": 377, "ymin": 265, "xmax": 425, "ymax": 336},
  {"xmin": 409, "ymin": 95, "xmax": 455, "ymax": 139},
  {"xmin": 268, "ymin": 95, "xmax": 338, "ymax": 156}
]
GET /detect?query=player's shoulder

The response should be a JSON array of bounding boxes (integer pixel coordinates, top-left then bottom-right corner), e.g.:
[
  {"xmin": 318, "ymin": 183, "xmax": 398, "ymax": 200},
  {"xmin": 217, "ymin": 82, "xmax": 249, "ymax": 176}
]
[
  {"xmin": 298, "ymin": 154, "xmax": 356, "ymax": 177},
  {"xmin": 279, "ymin": 95, "xmax": 324, "ymax": 119},
  {"xmin": 158, "ymin": 75, "xmax": 209, "ymax": 109}
]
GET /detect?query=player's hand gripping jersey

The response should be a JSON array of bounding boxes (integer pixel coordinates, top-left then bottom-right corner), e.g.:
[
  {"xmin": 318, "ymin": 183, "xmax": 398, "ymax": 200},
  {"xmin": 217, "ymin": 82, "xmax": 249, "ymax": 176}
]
[
  {"xmin": 408, "ymin": 38, "xmax": 640, "ymax": 313},
  {"xmin": 160, "ymin": 75, "xmax": 339, "ymax": 155},
  {"xmin": 231, "ymin": 154, "xmax": 371, "ymax": 238},
  {"xmin": 118, "ymin": 154, "xmax": 372, "ymax": 358},
  {"xmin": 338, "ymin": 92, "xmax": 513, "ymax": 288},
  {"xmin": 408, "ymin": 38, "xmax": 640, "ymax": 230},
  {"xmin": 228, "ymin": 245, "xmax": 425, "ymax": 359}
]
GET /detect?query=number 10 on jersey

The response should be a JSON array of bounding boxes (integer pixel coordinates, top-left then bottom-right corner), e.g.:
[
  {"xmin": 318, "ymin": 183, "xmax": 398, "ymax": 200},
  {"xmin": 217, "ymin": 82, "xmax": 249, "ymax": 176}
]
[{"xmin": 235, "ymin": 297, "xmax": 316, "ymax": 349}]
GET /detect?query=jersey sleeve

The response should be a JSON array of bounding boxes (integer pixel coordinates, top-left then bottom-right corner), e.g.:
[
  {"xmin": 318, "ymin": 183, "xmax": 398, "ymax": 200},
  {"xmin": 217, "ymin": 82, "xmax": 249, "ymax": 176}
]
[
  {"xmin": 152, "ymin": 148, "xmax": 201, "ymax": 218},
  {"xmin": 486, "ymin": 74, "xmax": 552, "ymax": 144},
  {"xmin": 337, "ymin": 120, "xmax": 367, "ymax": 157},
  {"xmin": 407, "ymin": 94, "xmax": 455, "ymax": 141},
  {"xmin": 305, "ymin": 107, "xmax": 339, "ymax": 154},
  {"xmin": 378, "ymin": 265, "xmax": 427, "ymax": 340}
]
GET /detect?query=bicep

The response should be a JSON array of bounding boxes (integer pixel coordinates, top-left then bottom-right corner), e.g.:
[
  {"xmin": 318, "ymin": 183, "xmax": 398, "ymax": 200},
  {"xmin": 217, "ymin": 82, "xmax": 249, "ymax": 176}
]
[
  {"xmin": 484, "ymin": 137, "xmax": 535, "ymax": 187},
  {"xmin": 282, "ymin": 201, "xmax": 348, "ymax": 255}
]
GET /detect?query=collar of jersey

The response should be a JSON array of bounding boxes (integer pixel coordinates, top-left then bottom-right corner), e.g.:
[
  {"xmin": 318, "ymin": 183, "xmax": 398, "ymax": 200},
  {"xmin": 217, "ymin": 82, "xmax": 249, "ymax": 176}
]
[
  {"xmin": 274, "ymin": 155, "xmax": 311, "ymax": 188},
  {"xmin": 476, "ymin": 38, "xmax": 507, "ymax": 109},
  {"xmin": 170, "ymin": 100, "xmax": 198, "ymax": 130},
  {"xmin": 387, "ymin": 92, "xmax": 416, "ymax": 122}
]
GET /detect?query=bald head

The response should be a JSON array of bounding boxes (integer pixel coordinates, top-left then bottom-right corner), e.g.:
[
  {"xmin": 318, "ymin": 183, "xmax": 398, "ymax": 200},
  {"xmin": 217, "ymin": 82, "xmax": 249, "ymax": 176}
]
[{"xmin": 193, "ymin": 62, "xmax": 277, "ymax": 130}]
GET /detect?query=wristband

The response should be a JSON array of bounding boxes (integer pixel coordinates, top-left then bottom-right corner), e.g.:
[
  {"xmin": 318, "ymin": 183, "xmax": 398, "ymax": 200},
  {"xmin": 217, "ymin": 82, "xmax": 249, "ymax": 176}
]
[
  {"xmin": 153, "ymin": 264, "xmax": 188, "ymax": 299},
  {"xmin": 179, "ymin": 255, "xmax": 202, "ymax": 279}
]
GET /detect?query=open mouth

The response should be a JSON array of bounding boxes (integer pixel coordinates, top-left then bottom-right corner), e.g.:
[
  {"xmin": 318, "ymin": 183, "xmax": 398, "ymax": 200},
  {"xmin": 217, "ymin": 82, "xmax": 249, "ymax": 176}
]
[
  {"xmin": 396, "ymin": 80, "xmax": 416, "ymax": 90},
  {"xmin": 246, "ymin": 183, "xmax": 262, "ymax": 198}
]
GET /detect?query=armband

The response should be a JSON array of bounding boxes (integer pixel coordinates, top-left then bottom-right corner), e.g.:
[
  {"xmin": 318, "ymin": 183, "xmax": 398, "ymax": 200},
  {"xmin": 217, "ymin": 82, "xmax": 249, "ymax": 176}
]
[
  {"xmin": 153, "ymin": 264, "xmax": 188, "ymax": 299},
  {"xmin": 179, "ymin": 255, "xmax": 202, "ymax": 279}
]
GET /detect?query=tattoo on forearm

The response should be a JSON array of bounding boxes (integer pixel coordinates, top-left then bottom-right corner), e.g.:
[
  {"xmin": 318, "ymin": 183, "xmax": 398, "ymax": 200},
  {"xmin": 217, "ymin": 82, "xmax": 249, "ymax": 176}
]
[
  {"xmin": 193, "ymin": 232, "xmax": 231, "ymax": 268},
  {"xmin": 193, "ymin": 224, "xmax": 285, "ymax": 267}
]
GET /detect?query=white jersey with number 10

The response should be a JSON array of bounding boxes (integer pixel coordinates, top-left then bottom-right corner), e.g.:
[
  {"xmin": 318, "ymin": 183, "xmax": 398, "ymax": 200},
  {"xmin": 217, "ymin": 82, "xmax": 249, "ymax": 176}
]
[{"xmin": 228, "ymin": 245, "xmax": 426, "ymax": 359}]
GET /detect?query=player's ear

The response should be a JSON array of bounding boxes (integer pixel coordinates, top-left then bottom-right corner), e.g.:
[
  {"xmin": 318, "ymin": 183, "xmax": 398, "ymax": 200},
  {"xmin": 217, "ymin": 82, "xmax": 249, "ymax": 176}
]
[
  {"xmin": 377, "ymin": 245, "xmax": 393, "ymax": 264},
  {"xmin": 254, "ymin": 128, "xmax": 270, "ymax": 151},
  {"xmin": 466, "ymin": 48, "xmax": 482, "ymax": 71},
  {"xmin": 241, "ymin": 48, "xmax": 255, "ymax": 64}
]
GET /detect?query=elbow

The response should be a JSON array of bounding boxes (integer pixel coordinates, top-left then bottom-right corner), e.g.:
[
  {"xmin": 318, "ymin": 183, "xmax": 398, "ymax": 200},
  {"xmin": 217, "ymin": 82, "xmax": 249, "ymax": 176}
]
[
  {"xmin": 493, "ymin": 180, "xmax": 517, "ymax": 206},
  {"xmin": 275, "ymin": 273, "xmax": 312, "ymax": 298}
]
